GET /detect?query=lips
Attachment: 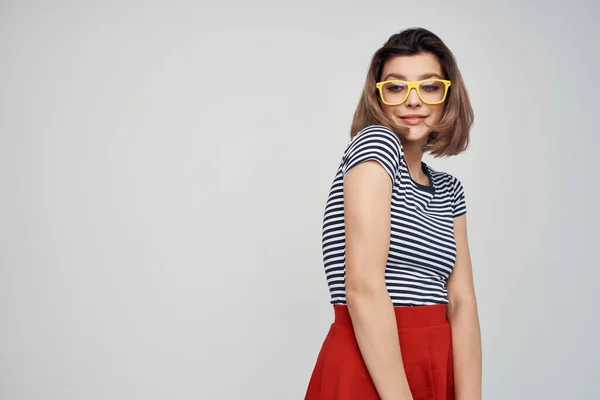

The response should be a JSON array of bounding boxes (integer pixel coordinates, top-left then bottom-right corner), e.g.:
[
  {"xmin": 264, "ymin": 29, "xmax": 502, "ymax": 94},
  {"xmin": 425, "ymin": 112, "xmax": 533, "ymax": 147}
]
[{"xmin": 399, "ymin": 115, "xmax": 426, "ymax": 125}]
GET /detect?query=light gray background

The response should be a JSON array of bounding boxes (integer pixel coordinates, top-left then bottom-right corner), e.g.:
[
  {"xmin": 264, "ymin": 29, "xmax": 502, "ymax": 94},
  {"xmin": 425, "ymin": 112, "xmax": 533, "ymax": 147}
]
[{"xmin": 1, "ymin": 0, "xmax": 598, "ymax": 399}]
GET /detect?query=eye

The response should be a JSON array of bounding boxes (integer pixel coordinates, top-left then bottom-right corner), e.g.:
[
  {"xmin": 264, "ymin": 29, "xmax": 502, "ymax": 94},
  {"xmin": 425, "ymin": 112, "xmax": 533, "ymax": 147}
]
[
  {"xmin": 385, "ymin": 83, "xmax": 406, "ymax": 93},
  {"xmin": 420, "ymin": 81, "xmax": 443, "ymax": 92}
]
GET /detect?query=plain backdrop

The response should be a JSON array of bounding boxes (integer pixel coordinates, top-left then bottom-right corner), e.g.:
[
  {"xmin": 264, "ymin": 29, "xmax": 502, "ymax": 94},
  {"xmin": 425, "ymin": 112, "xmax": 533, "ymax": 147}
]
[{"xmin": 1, "ymin": 0, "xmax": 599, "ymax": 399}]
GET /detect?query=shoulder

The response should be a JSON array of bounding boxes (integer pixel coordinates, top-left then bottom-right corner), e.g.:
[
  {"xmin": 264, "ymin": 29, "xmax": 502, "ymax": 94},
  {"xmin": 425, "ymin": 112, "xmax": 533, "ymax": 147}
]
[
  {"xmin": 428, "ymin": 167, "xmax": 467, "ymax": 217},
  {"xmin": 342, "ymin": 125, "xmax": 404, "ymax": 183},
  {"xmin": 428, "ymin": 167, "xmax": 465, "ymax": 196},
  {"xmin": 346, "ymin": 125, "xmax": 403, "ymax": 156}
]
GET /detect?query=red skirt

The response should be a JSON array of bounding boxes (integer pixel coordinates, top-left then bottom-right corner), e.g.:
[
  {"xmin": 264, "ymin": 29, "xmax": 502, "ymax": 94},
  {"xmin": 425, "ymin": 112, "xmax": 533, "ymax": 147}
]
[{"xmin": 305, "ymin": 304, "xmax": 454, "ymax": 400}]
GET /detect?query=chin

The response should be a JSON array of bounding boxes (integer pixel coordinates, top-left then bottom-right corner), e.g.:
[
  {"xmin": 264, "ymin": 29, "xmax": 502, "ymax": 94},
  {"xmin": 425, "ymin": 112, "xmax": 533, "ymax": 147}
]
[{"xmin": 399, "ymin": 126, "xmax": 430, "ymax": 143}]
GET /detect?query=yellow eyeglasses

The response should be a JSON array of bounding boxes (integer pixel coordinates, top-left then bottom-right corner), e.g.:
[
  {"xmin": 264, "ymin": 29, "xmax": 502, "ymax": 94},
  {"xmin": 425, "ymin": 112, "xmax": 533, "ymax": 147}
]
[{"xmin": 375, "ymin": 79, "xmax": 452, "ymax": 105}]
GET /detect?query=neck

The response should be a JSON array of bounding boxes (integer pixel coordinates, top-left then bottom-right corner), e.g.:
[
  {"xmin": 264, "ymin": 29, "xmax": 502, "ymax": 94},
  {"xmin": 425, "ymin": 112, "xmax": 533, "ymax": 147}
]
[{"xmin": 402, "ymin": 142, "xmax": 427, "ymax": 182}]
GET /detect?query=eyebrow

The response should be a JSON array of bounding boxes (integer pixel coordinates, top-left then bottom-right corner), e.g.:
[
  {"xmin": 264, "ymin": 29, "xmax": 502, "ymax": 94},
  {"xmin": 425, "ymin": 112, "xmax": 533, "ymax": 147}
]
[{"xmin": 383, "ymin": 72, "xmax": 443, "ymax": 81}]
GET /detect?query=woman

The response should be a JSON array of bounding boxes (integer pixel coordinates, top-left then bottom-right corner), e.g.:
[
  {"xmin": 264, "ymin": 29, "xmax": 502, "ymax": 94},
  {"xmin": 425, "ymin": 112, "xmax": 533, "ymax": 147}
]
[{"xmin": 305, "ymin": 28, "xmax": 482, "ymax": 400}]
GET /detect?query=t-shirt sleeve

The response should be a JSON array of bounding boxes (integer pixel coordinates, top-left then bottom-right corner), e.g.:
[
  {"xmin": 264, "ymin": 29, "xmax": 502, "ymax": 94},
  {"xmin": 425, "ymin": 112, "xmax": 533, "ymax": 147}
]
[
  {"xmin": 452, "ymin": 177, "xmax": 467, "ymax": 218},
  {"xmin": 342, "ymin": 126, "xmax": 403, "ymax": 183}
]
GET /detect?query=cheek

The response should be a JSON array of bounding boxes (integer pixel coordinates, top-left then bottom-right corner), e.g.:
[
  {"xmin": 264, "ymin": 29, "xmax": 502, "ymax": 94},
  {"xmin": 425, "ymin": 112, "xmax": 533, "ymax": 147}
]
[
  {"xmin": 429, "ymin": 104, "xmax": 444, "ymax": 121},
  {"xmin": 382, "ymin": 104, "xmax": 395, "ymax": 119}
]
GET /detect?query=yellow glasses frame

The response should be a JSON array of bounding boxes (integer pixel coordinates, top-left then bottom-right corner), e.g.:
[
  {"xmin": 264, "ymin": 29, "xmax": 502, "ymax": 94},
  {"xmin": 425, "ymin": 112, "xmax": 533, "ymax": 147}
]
[{"xmin": 375, "ymin": 79, "xmax": 452, "ymax": 105}]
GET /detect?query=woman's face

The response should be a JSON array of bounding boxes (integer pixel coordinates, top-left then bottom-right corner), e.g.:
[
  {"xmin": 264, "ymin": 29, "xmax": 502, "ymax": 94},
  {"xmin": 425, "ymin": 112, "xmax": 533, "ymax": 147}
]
[{"xmin": 379, "ymin": 52, "xmax": 446, "ymax": 145}]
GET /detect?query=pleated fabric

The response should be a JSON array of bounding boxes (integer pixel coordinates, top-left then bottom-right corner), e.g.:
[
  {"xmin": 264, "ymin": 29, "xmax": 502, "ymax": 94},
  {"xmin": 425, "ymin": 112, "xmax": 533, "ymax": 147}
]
[{"xmin": 305, "ymin": 304, "xmax": 454, "ymax": 400}]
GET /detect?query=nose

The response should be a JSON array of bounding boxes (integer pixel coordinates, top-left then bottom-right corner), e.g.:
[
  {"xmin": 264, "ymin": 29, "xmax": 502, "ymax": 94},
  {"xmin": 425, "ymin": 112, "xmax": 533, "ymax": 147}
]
[{"xmin": 405, "ymin": 87, "xmax": 422, "ymax": 107}]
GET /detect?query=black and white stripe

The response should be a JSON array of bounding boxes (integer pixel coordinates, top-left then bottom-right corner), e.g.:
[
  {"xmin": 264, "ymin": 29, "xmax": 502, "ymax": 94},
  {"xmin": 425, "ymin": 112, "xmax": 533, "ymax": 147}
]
[{"xmin": 322, "ymin": 125, "xmax": 467, "ymax": 306}]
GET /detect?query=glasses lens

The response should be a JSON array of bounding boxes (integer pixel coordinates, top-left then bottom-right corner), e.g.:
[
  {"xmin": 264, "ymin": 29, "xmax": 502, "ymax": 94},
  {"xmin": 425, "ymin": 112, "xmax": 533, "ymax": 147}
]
[
  {"xmin": 418, "ymin": 80, "xmax": 446, "ymax": 103},
  {"xmin": 380, "ymin": 81, "xmax": 408, "ymax": 104}
]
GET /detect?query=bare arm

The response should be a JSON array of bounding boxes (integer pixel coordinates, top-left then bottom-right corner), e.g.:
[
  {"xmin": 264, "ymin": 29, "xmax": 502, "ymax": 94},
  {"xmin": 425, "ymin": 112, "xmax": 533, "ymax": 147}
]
[
  {"xmin": 343, "ymin": 160, "xmax": 413, "ymax": 400},
  {"xmin": 446, "ymin": 213, "xmax": 482, "ymax": 399}
]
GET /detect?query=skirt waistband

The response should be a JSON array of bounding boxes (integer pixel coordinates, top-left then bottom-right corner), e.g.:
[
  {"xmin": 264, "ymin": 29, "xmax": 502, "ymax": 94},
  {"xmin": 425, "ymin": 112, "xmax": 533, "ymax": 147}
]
[{"xmin": 333, "ymin": 303, "xmax": 448, "ymax": 329}]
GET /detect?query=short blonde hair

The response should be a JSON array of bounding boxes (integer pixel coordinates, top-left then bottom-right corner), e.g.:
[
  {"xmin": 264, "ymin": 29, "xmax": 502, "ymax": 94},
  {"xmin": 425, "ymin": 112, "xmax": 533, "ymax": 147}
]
[{"xmin": 351, "ymin": 27, "xmax": 474, "ymax": 157}]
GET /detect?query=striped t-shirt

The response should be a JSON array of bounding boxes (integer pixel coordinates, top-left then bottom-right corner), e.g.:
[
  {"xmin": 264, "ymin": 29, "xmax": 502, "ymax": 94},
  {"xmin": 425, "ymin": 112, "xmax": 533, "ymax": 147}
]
[{"xmin": 322, "ymin": 125, "xmax": 467, "ymax": 306}]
